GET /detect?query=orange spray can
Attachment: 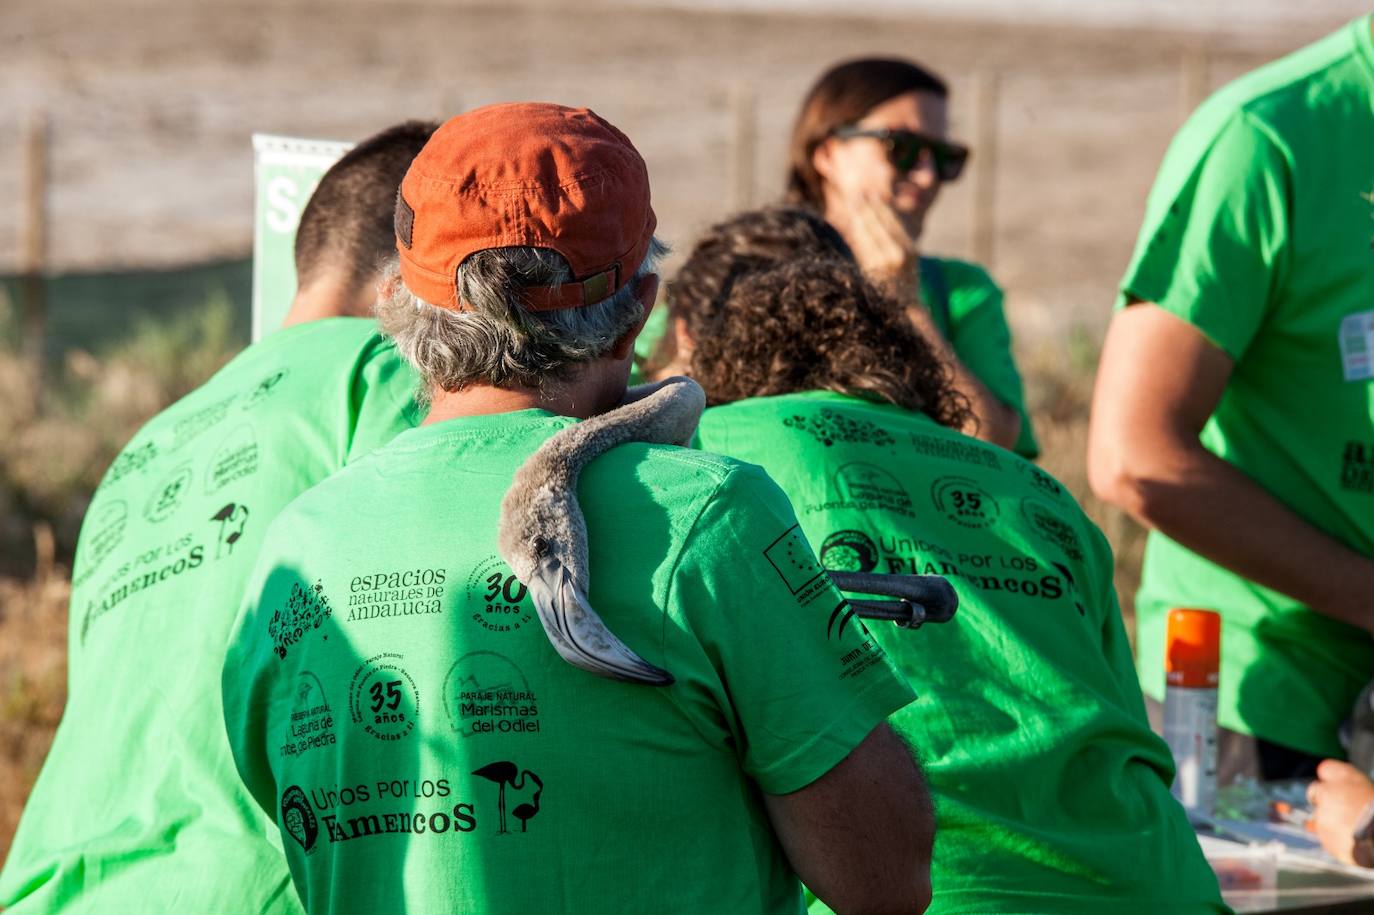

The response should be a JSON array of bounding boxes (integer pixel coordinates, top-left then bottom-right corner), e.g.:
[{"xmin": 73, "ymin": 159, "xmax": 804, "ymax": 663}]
[{"xmin": 1163, "ymin": 608, "xmax": 1221, "ymax": 821}]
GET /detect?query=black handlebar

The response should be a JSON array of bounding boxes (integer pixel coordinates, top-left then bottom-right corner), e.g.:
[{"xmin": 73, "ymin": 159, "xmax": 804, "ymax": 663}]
[{"xmin": 828, "ymin": 571, "xmax": 958, "ymax": 629}]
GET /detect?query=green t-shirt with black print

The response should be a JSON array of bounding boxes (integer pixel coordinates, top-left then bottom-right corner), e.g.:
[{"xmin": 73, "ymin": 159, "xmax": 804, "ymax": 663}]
[
  {"xmin": 697, "ymin": 391, "xmax": 1225, "ymax": 915},
  {"xmin": 222, "ymin": 410, "xmax": 915, "ymax": 914},
  {"xmin": 0, "ymin": 318, "xmax": 420, "ymax": 914}
]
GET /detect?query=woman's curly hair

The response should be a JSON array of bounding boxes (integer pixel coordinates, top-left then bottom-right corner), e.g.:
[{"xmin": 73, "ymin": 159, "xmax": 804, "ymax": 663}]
[{"xmin": 670, "ymin": 208, "xmax": 969, "ymax": 428}]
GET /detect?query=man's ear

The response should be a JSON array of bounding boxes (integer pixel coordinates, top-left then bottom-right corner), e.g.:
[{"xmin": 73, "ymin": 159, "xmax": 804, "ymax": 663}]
[
  {"xmin": 635, "ymin": 274, "xmax": 660, "ymax": 310},
  {"xmin": 608, "ymin": 273, "xmax": 660, "ymax": 361}
]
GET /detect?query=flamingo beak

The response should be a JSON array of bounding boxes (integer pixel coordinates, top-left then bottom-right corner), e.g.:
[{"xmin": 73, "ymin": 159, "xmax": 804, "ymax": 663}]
[{"xmin": 523, "ymin": 551, "xmax": 674, "ymax": 687}]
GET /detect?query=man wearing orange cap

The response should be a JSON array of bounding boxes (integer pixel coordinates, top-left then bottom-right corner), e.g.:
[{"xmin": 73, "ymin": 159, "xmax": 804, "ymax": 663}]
[{"xmin": 222, "ymin": 103, "xmax": 934, "ymax": 914}]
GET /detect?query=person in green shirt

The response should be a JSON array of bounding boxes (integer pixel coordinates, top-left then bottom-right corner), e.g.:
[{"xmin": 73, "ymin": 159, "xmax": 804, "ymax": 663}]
[
  {"xmin": 785, "ymin": 55, "xmax": 1036, "ymax": 458},
  {"xmin": 1089, "ymin": 15, "xmax": 1374, "ymax": 775},
  {"xmin": 673, "ymin": 206, "xmax": 1226, "ymax": 914},
  {"xmin": 0, "ymin": 120, "xmax": 436, "ymax": 913},
  {"xmin": 221, "ymin": 102, "xmax": 934, "ymax": 915}
]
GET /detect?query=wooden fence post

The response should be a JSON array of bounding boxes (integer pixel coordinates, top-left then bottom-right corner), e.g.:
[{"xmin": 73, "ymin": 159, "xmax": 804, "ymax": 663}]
[
  {"xmin": 21, "ymin": 110, "xmax": 49, "ymax": 405},
  {"xmin": 729, "ymin": 83, "xmax": 757, "ymax": 212},
  {"xmin": 1178, "ymin": 47, "xmax": 1210, "ymax": 124},
  {"xmin": 969, "ymin": 71, "xmax": 1000, "ymax": 270}
]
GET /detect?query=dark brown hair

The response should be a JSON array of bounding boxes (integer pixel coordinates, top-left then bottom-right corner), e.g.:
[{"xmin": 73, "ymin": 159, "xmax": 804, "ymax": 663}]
[
  {"xmin": 672, "ymin": 208, "xmax": 968, "ymax": 426},
  {"xmin": 294, "ymin": 119, "xmax": 439, "ymax": 293},
  {"xmin": 785, "ymin": 57, "xmax": 949, "ymax": 210}
]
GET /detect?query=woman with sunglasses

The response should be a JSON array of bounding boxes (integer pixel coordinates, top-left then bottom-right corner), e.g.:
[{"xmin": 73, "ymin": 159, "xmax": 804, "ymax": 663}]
[{"xmin": 786, "ymin": 56, "xmax": 1037, "ymax": 458}]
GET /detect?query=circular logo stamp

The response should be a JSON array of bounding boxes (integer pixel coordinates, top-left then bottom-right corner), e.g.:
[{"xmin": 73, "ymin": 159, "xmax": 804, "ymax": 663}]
[
  {"xmin": 443, "ymin": 651, "xmax": 540, "ymax": 738},
  {"xmin": 930, "ymin": 476, "xmax": 999, "ymax": 529},
  {"xmin": 464, "ymin": 556, "xmax": 534, "ymax": 634},
  {"xmin": 1016, "ymin": 461, "xmax": 1065, "ymax": 500},
  {"xmin": 74, "ymin": 499, "xmax": 128, "ymax": 584},
  {"xmin": 1020, "ymin": 498, "xmax": 1084, "ymax": 561},
  {"xmin": 280, "ymin": 785, "xmax": 319, "ymax": 852},
  {"xmin": 243, "ymin": 369, "xmax": 289, "ymax": 410},
  {"xmin": 834, "ymin": 462, "xmax": 914, "ymax": 516},
  {"xmin": 100, "ymin": 441, "xmax": 158, "ymax": 491},
  {"xmin": 281, "ymin": 670, "xmax": 336, "ymax": 758},
  {"xmin": 819, "ymin": 529, "xmax": 881, "ymax": 573},
  {"xmin": 144, "ymin": 464, "xmax": 194, "ymax": 523},
  {"xmin": 205, "ymin": 425, "xmax": 260, "ymax": 494},
  {"xmin": 349, "ymin": 653, "xmax": 418, "ymax": 741}
]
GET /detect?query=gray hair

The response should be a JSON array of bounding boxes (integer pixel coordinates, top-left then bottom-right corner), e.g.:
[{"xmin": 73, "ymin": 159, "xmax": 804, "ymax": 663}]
[{"xmin": 377, "ymin": 239, "xmax": 667, "ymax": 394}]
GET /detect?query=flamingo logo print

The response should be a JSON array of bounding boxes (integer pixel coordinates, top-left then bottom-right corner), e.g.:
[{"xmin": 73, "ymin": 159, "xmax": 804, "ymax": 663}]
[
  {"xmin": 473, "ymin": 761, "xmax": 543, "ymax": 834},
  {"xmin": 210, "ymin": 502, "xmax": 250, "ymax": 559}
]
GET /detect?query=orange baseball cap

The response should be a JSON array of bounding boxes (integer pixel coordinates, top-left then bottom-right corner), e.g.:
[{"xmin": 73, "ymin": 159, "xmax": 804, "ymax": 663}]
[{"xmin": 393, "ymin": 102, "xmax": 657, "ymax": 312}]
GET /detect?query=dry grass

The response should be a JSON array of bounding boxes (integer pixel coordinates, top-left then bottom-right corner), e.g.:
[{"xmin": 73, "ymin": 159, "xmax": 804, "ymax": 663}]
[
  {"xmin": 0, "ymin": 527, "xmax": 70, "ymax": 866},
  {"xmin": 0, "ymin": 291, "xmax": 239, "ymax": 576},
  {"xmin": 0, "ymin": 295, "xmax": 241, "ymax": 865}
]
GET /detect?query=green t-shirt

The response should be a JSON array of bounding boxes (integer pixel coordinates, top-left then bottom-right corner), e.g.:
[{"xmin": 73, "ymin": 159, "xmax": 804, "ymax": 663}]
[
  {"xmin": 221, "ymin": 411, "xmax": 915, "ymax": 914},
  {"xmin": 919, "ymin": 256, "xmax": 1038, "ymax": 459},
  {"xmin": 697, "ymin": 392, "xmax": 1225, "ymax": 914},
  {"xmin": 0, "ymin": 318, "xmax": 420, "ymax": 913},
  {"xmin": 1119, "ymin": 15, "xmax": 1374, "ymax": 756}
]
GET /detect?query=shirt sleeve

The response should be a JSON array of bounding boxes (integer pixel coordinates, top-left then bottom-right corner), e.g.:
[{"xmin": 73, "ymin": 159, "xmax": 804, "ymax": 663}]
[
  {"xmin": 1117, "ymin": 111, "xmax": 1292, "ymax": 360},
  {"xmin": 942, "ymin": 262, "xmax": 1039, "ymax": 459},
  {"xmin": 666, "ymin": 462, "xmax": 916, "ymax": 795}
]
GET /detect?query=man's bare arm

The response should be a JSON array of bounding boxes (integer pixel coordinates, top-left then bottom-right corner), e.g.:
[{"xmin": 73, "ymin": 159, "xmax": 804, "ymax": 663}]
[
  {"xmin": 762, "ymin": 723, "xmax": 934, "ymax": 915},
  {"xmin": 1087, "ymin": 304, "xmax": 1374, "ymax": 629}
]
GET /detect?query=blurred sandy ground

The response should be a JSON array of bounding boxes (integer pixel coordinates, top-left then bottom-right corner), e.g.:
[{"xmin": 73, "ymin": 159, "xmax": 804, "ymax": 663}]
[{"xmin": 0, "ymin": 0, "xmax": 1366, "ymax": 864}]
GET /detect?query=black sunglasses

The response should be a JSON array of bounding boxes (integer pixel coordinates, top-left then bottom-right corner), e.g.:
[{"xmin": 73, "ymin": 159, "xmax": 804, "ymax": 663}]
[{"xmin": 832, "ymin": 127, "xmax": 970, "ymax": 182}]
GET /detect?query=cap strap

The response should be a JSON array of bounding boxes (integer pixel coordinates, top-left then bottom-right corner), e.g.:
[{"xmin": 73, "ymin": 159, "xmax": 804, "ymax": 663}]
[{"xmin": 519, "ymin": 265, "xmax": 621, "ymax": 313}]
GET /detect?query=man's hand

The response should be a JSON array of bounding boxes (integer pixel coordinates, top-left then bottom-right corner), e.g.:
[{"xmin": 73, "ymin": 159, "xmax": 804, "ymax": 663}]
[
  {"xmin": 1307, "ymin": 760, "xmax": 1374, "ymax": 867},
  {"xmin": 762, "ymin": 723, "xmax": 933, "ymax": 914}
]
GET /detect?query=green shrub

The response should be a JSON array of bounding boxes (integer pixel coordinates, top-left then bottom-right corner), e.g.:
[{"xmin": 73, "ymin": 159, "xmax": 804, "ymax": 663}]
[{"xmin": 0, "ymin": 292, "xmax": 240, "ymax": 575}]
